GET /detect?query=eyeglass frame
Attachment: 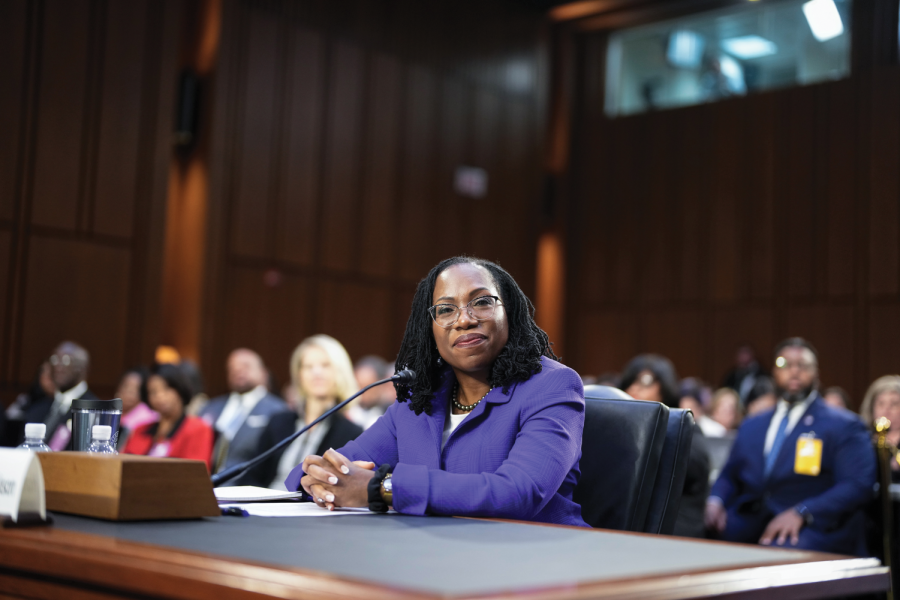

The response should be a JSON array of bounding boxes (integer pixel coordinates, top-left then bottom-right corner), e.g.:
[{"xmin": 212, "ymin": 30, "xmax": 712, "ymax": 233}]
[{"xmin": 428, "ymin": 295, "xmax": 502, "ymax": 328}]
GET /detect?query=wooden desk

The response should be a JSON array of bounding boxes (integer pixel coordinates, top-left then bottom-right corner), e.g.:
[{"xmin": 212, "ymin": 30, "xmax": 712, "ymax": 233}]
[{"xmin": 0, "ymin": 512, "xmax": 890, "ymax": 600}]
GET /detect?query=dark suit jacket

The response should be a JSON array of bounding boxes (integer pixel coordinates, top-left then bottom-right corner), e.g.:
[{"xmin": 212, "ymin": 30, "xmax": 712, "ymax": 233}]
[
  {"xmin": 673, "ymin": 424, "xmax": 711, "ymax": 538},
  {"xmin": 240, "ymin": 411, "xmax": 363, "ymax": 488},
  {"xmin": 199, "ymin": 392, "xmax": 292, "ymax": 477},
  {"xmin": 710, "ymin": 395, "xmax": 875, "ymax": 554},
  {"xmin": 5, "ymin": 386, "xmax": 98, "ymax": 448}
]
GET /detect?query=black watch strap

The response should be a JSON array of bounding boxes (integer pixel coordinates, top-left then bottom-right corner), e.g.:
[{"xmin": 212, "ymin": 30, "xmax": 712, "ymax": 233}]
[{"xmin": 367, "ymin": 464, "xmax": 393, "ymax": 513}]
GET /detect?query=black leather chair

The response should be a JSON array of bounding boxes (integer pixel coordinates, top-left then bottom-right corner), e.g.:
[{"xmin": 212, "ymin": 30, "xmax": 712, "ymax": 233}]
[
  {"xmin": 575, "ymin": 385, "xmax": 669, "ymax": 531},
  {"xmin": 643, "ymin": 408, "xmax": 695, "ymax": 535}
]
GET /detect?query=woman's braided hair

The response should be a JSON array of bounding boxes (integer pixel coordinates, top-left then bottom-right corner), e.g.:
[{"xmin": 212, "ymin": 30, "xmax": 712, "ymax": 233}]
[{"xmin": 393, "ymin": 256, "xmax": 558, "ymax": 415}]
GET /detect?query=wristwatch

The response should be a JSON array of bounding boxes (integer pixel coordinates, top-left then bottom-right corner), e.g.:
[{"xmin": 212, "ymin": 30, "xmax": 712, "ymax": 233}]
[
  {"xmin": 794, "ymin": 504, "xmax": 814, "ymax": 526},
  {"xmin": 380, "ymin": 473, "xmax": 393, "ymax": 505}
]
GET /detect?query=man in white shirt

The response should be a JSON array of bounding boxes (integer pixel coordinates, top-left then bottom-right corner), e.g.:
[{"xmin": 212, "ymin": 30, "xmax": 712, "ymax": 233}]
[
  {"xmin": 705, "ymin": 338, "xmax": 875, "ymax": 555},
  {"xmin": 199, "ymin": 349, "xmax": 291, "ymax": 482},
  {"xmin": 6, "ymin": 342, "xmax": 98, "ymax": 449}
]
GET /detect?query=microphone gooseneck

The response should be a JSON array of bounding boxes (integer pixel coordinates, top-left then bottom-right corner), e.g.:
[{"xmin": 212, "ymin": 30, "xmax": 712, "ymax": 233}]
[{"xmin": 210, "ymin": 369, "xmax": 415, "ymax": 487}]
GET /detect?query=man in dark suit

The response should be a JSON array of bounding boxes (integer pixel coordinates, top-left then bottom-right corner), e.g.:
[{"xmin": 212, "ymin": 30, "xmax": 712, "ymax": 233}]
[
  {"xmin": 5, "ymin": 342, "xmax": 99, "ymax": 449},
  {"xmin": 706, "ymin": 338, "xmax": 875, "ymax": 555},
  {"xmin": 199, "ymin": 349, "xmax": 291, "ymax": 484}
]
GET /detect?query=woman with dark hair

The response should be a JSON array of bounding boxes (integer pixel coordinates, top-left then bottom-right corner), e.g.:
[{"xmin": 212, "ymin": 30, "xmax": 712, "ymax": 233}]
[
  {"xmin": 123, "ymin": 363, "xmax": 214, "ymax": 469},
  {"xmin": 620, "ymin": 354, "xmax": 680, "ymax": 406},
  {"xmin": 620, "ymin": 353, "xmax": 711, "ymax": 538},
  {"xmin": 287, "ymin": 257, "xmax": 587, "ymax": 526}
]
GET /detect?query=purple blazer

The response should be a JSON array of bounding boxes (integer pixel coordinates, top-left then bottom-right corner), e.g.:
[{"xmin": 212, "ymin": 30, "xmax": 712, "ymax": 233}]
[{"xmin": 285, "ymin": 356, "xmax": 588, "ymax": 527}]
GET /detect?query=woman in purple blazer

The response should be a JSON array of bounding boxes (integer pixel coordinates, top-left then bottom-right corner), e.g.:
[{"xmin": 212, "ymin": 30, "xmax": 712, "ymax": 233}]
[{"xmin": 287, "ymin": 257, "xmax": 588, "ymax": 527}]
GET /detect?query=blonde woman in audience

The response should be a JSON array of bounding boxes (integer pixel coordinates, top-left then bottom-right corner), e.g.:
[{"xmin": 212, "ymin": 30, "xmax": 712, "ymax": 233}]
[
  {"xmin": 247, "ymin": 335, "xmax": 363, "ymax": 490},
  {"xmin": 859, "ymin": 375, "xmax": 900, "ymax": 476},
  {"xmin": 709, "ymin": 387, "xmax": 742, "ymax": 432}
]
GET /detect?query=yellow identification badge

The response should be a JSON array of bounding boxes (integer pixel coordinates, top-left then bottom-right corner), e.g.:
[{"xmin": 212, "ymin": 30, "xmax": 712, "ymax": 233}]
[{"xmin": 795, "ymin": 434, "xmax": 822, "ymax": 476}]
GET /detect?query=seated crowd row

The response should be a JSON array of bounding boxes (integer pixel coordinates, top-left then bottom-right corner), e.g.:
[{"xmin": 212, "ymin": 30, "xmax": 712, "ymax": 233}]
[{"xmin": 4, "ymin": 336, "xmax": 898, "ymax": 557}]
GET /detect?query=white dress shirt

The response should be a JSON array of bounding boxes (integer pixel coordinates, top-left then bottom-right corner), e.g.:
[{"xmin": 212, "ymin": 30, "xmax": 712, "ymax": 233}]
[
  {"xmin": 764, "ymin": 391, "xmax": 817, "ymax": 455},
  {"xmin": 215, "ymin": 385, "xmax": 267, "ymax": 440},
  {"xmin": 50, "ymin": 380, "xmax": 88, "ymax": 420}
]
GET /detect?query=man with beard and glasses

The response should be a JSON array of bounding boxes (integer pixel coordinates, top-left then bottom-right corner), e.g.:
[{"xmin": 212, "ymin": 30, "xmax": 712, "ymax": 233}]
[{"xmin": 704, "ymin": 338, "xmax": 875, "ymax": 555}]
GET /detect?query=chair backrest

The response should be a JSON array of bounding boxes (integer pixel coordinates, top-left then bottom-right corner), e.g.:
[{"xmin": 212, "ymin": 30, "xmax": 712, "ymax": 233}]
[
  {"xmin": 575, "ymin": 386, "xmax": 669, "ymax": 531},
  {"xmin": 643, "ymin": 408, "xmax": 695, "ymax": 535}
]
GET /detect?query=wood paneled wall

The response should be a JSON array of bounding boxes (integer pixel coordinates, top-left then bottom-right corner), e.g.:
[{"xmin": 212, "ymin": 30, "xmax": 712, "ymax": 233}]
[
  {"xmin": 198, "ymin": 0, "xmax": 548, "ymax": 394},
  {"xmin": 0, "ymin": 0, "xmax": 180, "ymax": 402},
  {"xmin": 566, "ymin": 33, "xmax": 900, "ymax": 405}
]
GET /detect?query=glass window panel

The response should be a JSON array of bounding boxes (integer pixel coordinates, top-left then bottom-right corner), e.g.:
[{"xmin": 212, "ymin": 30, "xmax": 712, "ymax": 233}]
[{"xmin": 605, "ymin": 0, "xmax": 852, "ymax": 117}]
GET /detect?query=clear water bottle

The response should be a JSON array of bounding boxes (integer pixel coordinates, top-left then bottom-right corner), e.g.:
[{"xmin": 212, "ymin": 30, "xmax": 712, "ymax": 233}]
[
  {"xmin": 87, "ymin": 425, "xmax": 117, "ymax": 455},
  {"xmin": 17, "ymin": 423, "xmax": 52, "ymax": 452}
]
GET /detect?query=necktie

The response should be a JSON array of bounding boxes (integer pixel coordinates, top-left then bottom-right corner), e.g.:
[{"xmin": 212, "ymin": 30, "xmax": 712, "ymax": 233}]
[{"xmin": 764, "ymin": 413, "xmax": 790, "ymax": 478}]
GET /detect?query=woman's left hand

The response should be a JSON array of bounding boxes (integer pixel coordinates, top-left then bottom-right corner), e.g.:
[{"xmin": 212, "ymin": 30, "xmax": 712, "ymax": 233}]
[{"xmin": 301, "ymin": 448, "xmax": 377, "ymax": 510}]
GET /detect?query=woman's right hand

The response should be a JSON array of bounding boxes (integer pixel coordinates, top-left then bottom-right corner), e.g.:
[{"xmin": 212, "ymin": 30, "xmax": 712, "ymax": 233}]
[{"xmin": 300, "ymin": 452, "xmax": 375, "ymax": 510}]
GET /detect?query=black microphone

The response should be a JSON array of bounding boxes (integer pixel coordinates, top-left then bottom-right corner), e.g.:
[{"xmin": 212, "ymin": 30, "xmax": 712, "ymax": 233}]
[{"xmin": 211, "ymin": 369, "xmax": 415, "ymax": 487}]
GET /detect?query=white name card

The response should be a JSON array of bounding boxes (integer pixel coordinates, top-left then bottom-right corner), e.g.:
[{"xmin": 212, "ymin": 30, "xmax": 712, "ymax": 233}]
[{"xmin": 0, "ymin": 449, "xmax": 46, "ymax": 523}]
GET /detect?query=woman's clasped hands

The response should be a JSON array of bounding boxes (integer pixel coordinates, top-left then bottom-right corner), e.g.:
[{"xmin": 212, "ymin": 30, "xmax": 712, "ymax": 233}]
[{"xmin": 300, "ymin": 448, "xmax": 376, "ymax": 510}]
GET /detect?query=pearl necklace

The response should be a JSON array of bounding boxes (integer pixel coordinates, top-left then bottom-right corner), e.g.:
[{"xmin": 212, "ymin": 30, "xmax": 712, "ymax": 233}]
[{"xmin": 452, "ymin": 383, "xmax": 493, "ymax": 412}]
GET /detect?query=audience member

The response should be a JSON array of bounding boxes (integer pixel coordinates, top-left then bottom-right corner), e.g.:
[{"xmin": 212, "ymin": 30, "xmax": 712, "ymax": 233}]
[
  {"xmin": 745, "ymin": 375, "xmax": 777, "ymax": 416},
  {"xmin": 116, "ymin": 367, "xmax": 157, "ymax": 449},
  {"xmin": 620, "ymin": 354, "xmax": 710, "ymax": 538},
  {"xmin": 251, "ymin": 335, "xmax": 363, "ymax": 490},
  {"xmin": 706, "ymin": 338, "xmax": 876, "ymax": 554},
  {"xmin": 181, "ymin": 359, "xmax": 209, "ymax": 417},
  {"xmin": 3, "ymin": 362, "xmax": 55, "ymax": 445},
  {"xmin": 709, "ymin": 388, "xmax": 742, "ymax": 433},
  {"xmin": 34, "ymin": 342, "xmax": 98, "ymax": 450},
  {"xmin": 680, "ymin": 378, "xmax": 726, "ymax": 438},
  {"xmin": 859, "ymin": 375, "xmax": 900, "ymax": 478},
  {"xmin": 199, "ymin": 349, "xmax": 289, "ymax": 478},
  {"xmin": 721, "ymin": 343, "xmax": 765, "ymax": 405},
  {"xmin": 123, "ymin": 363, "xmax": 214, "ymax": 469},
  {"xmin": 347, "ymin": 355, "xmax": 392, "ymax": 430},
  {"xmin": 117, "ymin": 367, "xmax": 157, "ymax": 432},
  {"xmin": 823, "ymin": 386, "xmax": 851, "ymax": 411}
]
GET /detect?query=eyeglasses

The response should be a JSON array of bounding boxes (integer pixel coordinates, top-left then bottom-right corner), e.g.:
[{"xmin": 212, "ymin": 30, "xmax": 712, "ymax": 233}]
[
  {"xmin": 774, "ymin": 356, "xmax": 816, "ymax": 372},
  {"xmin": 50, "ymin": 354, "xmax": 72, "ymax": 366},
  {"xmin": 428, "ymin": 295, "xmax": 501, "ymax": 328}
]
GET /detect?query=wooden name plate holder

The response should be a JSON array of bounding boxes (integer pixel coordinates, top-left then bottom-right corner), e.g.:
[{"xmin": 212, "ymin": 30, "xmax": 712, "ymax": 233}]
[{"xmin": 36, "ymin": 453, "xmax": 220, "ymax": 521}]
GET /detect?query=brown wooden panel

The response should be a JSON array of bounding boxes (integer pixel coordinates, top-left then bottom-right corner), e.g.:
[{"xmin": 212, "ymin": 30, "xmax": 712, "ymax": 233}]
[
  {"xmin": 358, "ymin": 52, "xmax": 402, "ymax": 279},
  {"xmin": 0, "ymin": 229, "xmax": 10, "ymax": 362},
  {"xmin": 30, "ymin": 0, "xmax": 92, "ymax": 231},
  {"xmin": 18, "ymin": 236, "xmax": 130, "ymax": 392},
  {"xmin": 640, "ymin": 111, "xmax": 674, "ymax": 304},
  {"xmin": 643, "ymin": 308, "xmax": 705, "ymax": 381},
  {"xmin": 784, "ymin": 88, "xmax": 817, "ymax": 299},
  {"xmin": 0, "ymin": 0, "xmax": 27, "ymax": 223},
  {"xmin": 91, "ymin": 0, "xmax": 147, "ymax": 238},
  {"xmin": 787, "ymin": 305, "xmax": 855, "ymax": 392},
  {"xmin": 468, "ymin": 88, "xmax": 501, "ymax": 263},
  {"xmin": 316, "ymin": 280, "xmax": 392, "ymax": 362},
  {"xmin": 230, "ymin": 8, "xmax": 280, "ymax": 258},
  {"xmin": 677, "ymin": 106, "xmax": 711, "ymax": 302},
  {"xmin": 319, "ymin": 40, "xmax": 365, "ymax": 272},
  {"xmin": 744, "ymin": 94, "xmax": 775, "ymax": 300},
  {"xmin": 610, "ymin": 118, "xmax": 643, "ymax": 304},
  {"xmin": 275, "ymin": 25, "xmax": 324, "ymax": 267},
  {"xmin": 868, "ymin": 303, "xmax": 900, "ymax": 384},
  {"xmin": 433, "ymin": 77, "xmax": 470, "ymax": 266},
  {"xmin": 709, "ymin": 101, "xmax": 743, "ymax": 302},
  {"xmin": 575, "ymin": 310, "xmax": 639, "ymax": 377},
  {"xmin": 219, "ymin": 265, "xmax": 313, "ymax": 393},
  {"xmin": 822, "ymin": 82, "xmax": 856, "ymax": 298},
  {"xmin": 397, "ymin": 65, "xmax": 438, "ymax": 281},
  {"xmin": 867, "ymin": 70, "xmax": 900, "ymax": 296},
  {"xmin": 711, "ymin": 307, "xmax": 775, "ymax": 388},
  {"xmin": 497, "ymin": 97, "xmax": 537, "ymax": 289}
]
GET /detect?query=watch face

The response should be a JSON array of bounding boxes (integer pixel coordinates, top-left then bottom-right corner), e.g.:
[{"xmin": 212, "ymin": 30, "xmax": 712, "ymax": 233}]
[{"xmin": 383, "ymin": 477, "xmax": 393, "ymax": 492}]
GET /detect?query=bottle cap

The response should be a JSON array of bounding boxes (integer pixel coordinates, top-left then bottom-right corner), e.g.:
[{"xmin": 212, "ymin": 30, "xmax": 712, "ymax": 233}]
[
  {"xmin": 24, "ymin": 423, "xmax": 46, "ymax": 439},
  {"xmin": 92, "ymin": 425, "xmax": 112, "ymax": 441}
]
